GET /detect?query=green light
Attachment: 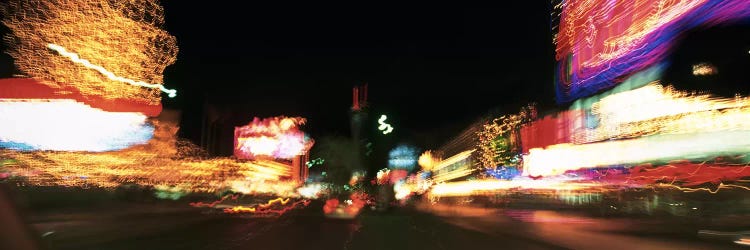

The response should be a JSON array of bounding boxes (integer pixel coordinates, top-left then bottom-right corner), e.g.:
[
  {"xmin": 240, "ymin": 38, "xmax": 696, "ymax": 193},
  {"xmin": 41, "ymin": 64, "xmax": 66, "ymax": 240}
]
[
  {"xmin": 306, "ymin": 158, "xmax": 325, "ymax": 168},
  {"xmin": 378, "ymin": 115, "xmax": 393, "ymax": 134}
]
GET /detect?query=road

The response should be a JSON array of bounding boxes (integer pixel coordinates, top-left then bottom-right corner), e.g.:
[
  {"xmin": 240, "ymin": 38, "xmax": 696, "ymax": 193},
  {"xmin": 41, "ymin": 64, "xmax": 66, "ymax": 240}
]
[{"xmin": 24, "ymin": 200, "xmax": 748, "ymax": 250}]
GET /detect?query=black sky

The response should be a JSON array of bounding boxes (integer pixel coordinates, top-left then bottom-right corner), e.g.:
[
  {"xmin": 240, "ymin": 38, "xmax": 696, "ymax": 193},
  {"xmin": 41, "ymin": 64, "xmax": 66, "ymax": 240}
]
[{"xmin": 158, "ymin": 3, "xmax": 556, "ymax": 145}]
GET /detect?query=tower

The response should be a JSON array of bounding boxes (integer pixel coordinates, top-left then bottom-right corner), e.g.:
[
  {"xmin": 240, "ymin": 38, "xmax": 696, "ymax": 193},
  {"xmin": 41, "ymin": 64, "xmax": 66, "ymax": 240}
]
[{"xmin": 350, "ymin": 83, "xmax": 368, "ymax": 143}]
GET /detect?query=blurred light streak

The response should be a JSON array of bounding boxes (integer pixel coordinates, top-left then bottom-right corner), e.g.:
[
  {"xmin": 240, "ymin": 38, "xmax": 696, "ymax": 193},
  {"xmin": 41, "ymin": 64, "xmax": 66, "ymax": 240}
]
[
  {"xmin": 593, "ymin": 83, "xmax": 750, "ymax": 131},
  {"xmin": 431, "ymin": 168, "xmax": 474, "ymax": 184},
  {"xmin": 226, "ymin": 199, "xmax": 311, "ymax": 216},
  {"xmin": 47, "ymin": 44, "xmax": 176, "ymax": 97},
  {"xmin": 432, "ymin": 150, "xmax": 474, "ymax": 172},
  {"xmin": 258, "ymin": 197, "xmax": 290, "ymax": 208},
  {"xmin": 193, "ymin": 196, "xmax": 308, "ymax": 217},
  {"xmin": 569, "ymin": 63, "xmax": 667, "ymax": 112},
  {"xmin": 523, "ymin": 130, "xmax": 750, "ymax": 177},
  {"xmin": 562, "ymin": 83, "xmax": 750, "ymax": 144},
  {"xmin": 228, "ymin": 179, "xmax": 298, "ymax": 196},
  {"xmin": 589, "ymin": 160, "xmax": 750, "ymax": 187},
  {"xmin": 429, "ymin": 179, "xmax": 600, "ymax": 198},
  {"xmin": 224, "ymin": 206, "xmax": 256, "ymax": 213},
  {"xmin": 3, "ymin": 148, "xmax": 301, "ymax": 195},
  {"xmin": 0, "ymin": 99, "xmax": 152, "ymax": 151},
  {"xmin": 736, "ymin": 238, "xmax": 750, "ymax": 246},
  {"xmin": 658, "ymin": 182, "xmax": 750, "ymax": 194},
  {"xmin": 430, "ymin": 150, "xmax": 474, "ymax": 183},
  {"xmin": 189, "ymin": 194, "xmax": 240, "ymax": 208},
  {"xmin": 554, "ymin": 0, "xmax": 750, "ymax": 102}
]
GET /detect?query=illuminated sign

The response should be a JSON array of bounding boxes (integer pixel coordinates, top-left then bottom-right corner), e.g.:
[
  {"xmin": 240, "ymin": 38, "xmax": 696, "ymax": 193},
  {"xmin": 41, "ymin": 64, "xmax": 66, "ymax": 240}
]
[{"xmin": 234, "ymin": 117, "xmax": 314, "ymax": 159}]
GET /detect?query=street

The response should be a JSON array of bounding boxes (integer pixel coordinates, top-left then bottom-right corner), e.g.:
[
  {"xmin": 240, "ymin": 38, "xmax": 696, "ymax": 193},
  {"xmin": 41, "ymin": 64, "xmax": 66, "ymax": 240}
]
[{"xmin": 25, "ymin": 200, "xmax": 747, "ymax": 250}]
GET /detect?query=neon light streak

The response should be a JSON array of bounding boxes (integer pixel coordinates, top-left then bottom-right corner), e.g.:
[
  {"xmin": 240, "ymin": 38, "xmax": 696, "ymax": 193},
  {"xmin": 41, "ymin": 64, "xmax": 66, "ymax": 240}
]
[
  {"xmin": 224, "ymin": 206, "xmax": 256, "ymax": 213},
  {"xmin": 429, "ymin": 179, "xmax": 599, "ymax": 198},
  {"xmin": 523, "ymin": 130, "xmax": 750, "ymax": 177},
  {"xmin": 658, "ymin": 182, "xmax": 750, "ymax": 194},
  {"xmin": 429, "ymin": 150, "xmax": 476, "ymax": 183},
  {"xmin": 432, "ymin": 150, "xmax": 474, "ymax": 172},
  {"xmin": 189, "ymin": 194, "xmax": 240, "ymax": 208},
  {"xmin": 223, "ymin": 199, "xmax": 311, "ymax": 216},
  {"xmin": 258, "ymin": 197, "xmax": 290, "ymax": 208},
  {"xmin": 47, "ymin": 43, "xmax": 177, "ymax": 98},
  {"xmin": 554, "ymin": 0, "xmax": 750, "ymax": 102}
]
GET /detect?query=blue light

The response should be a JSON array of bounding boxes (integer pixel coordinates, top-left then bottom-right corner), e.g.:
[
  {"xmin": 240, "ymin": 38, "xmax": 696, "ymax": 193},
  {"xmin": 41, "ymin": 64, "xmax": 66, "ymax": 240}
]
[
  {"xmin": 388, "ymin": 145, "xmax": 418, "ymax": 171},
  {"xmin": 485, "ymin": 166, "xmax": 520, "ymax": 180}
]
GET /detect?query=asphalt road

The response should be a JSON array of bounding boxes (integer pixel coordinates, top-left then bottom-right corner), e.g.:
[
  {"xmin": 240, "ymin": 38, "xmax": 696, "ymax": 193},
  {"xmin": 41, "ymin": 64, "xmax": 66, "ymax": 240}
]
[{"xmin": 24, "ymin": 200, "xmax": 749, "ymax": 250}]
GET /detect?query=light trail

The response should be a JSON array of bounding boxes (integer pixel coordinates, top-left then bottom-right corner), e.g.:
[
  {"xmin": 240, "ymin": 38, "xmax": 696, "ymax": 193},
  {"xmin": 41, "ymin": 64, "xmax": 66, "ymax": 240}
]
[
  {"xmin": 47, "ymin": 43, "xmax": 177, "ymax": 98},
  {"xmin": 258, "ymin": 197, "xmax": 290, "ymax": 208}
]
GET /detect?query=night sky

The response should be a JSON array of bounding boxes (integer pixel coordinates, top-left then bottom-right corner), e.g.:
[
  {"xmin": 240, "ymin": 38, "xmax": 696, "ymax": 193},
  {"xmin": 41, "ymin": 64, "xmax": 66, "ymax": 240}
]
[{"xmin": 157, "ymin": 3, "xmax": 556, "ymax": 146}]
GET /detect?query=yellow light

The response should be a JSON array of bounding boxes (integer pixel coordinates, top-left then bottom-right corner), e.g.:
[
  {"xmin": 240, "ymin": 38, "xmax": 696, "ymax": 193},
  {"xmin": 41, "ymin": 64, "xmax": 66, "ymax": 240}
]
[
  {"xmin": 258, "ymin": 197, "xmax": 291, "ymax": 208},
  {"xmin": 226, "ymin": 206, "xmax": 256, "ymax": 213},
  {"xmin": 2, "ymin": 134, "xmax": 302, "ymax": 196},
  {"xmin": 477, "ymin": 104, "xmax": 535, "ymax": 168},
  {"xmin": 658, "ymin": 182, "xmax": 750, "ymax": 194},
  {"xmin": 524, "ymin": 82, "xmax": 750, "ymax": 177},
  {"xmin": 237, "ymin": 137, "xmax": 279, "ymax": 157},
  {"xmin": 431, "ymin": 168, "xmax": 475, "ymax": 184},
  {"xmin": 429, "ymin": 179, "xmax": 599, "ymax": 198},
  {"xmin": 1, "ymin": 0, "xmax": 178, "ymax": 104},
  {"xmin": 429, "ymin": 150, "xmax": 475, "ymax": 183},
  {"xmin": 523, "ymin": 130, "xmax": 750, "ymax": 177},
  {"xmin": 394, "ymin": 183, "xmax": 412, "ymax": 200},
  {"xmin": 578, "ymin": 82, "xmax": 750, "ymax": 143},
  {"xmin": 692, "ymin": 63, "xmax": 717, "ymax": 76},
  {"xmin": 418, "ymin": 151, "xmax": 437, "ymax": 171}
]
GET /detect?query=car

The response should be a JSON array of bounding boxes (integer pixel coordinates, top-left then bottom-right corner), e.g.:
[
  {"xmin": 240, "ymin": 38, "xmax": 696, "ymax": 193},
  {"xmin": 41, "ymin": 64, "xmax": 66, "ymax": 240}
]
[{"xmin": 323, "ymin": 193, "xmax": 368, "ymax": 219}]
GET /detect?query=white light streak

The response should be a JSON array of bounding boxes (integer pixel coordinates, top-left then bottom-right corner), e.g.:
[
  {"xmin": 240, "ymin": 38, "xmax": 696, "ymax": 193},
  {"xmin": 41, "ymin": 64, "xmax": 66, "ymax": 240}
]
[{"xmin": 47, "ymin": 43, "xmax": 177, "ymax": 98}]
